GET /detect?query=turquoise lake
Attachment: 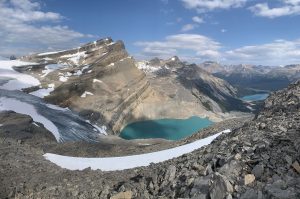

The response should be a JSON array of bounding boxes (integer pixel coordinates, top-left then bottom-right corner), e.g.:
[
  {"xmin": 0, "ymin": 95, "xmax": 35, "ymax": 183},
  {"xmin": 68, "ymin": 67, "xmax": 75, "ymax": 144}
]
[
  {"xmin": 241, "ymin": 93, "xmax": 269, "ymax": 101},
  {"xmin": 119, "ymin": 116, "xmax": 213, "ymax": 140}
]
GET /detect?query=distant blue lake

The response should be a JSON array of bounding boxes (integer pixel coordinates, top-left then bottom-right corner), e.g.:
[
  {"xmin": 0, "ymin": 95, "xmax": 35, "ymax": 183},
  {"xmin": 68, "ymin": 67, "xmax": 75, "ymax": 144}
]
[
  {"xmin": 241, "ymin": 93, "xmax": 269, "ymax": 101},
  {"xmin": 119, "ymin": 116, "xmax": 213, "ymax": 140}
]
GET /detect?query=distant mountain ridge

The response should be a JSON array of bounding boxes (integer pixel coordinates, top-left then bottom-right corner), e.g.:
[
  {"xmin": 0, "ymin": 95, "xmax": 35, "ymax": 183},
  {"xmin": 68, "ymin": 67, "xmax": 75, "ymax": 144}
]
[{"xmin": 198, "ymin": 61, "xmax": 299, "ymax": 95}]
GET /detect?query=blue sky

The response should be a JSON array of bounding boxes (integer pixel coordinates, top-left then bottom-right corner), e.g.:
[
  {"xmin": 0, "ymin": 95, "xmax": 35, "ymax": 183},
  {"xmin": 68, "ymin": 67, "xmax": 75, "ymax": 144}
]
[{"xmin": 1, "ymin": 0, "xmax": 300, "ymax": 65}]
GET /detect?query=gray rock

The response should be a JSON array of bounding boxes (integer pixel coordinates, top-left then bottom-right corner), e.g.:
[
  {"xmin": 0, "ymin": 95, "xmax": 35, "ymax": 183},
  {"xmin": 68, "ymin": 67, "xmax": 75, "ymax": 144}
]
[
  {"xmin": 252, "ymin": 164, "xmax": 264, "ymax": 179},
  {"xmin": 265, "ymin": 183, "xmax": 297, "ymax": 199},
  {"xmin": 190, "ymin": 176, "xmax": 210, "ymax": 198},
  {"xmin": 226, "ymin": 194, "xmax": 232, "ymax": 199},
  {"xmin": 210, "ymin": 173, "xmax": 233, "ymax": 199},
  {"xmin": 285, "ymin": 155, "xmax": 293, "ymax": 166},
  {"xmin": 219, "ymin": 160, "xmax": 242, "ymax": 181},
  {"xmin": 163, "ymin": 165, "xmax": 176, "ymax": 183},
  {"xmin": 204, "ymin": 163, "xmax": 213, "ymax": 176},
  {"xmin": 240, "ymin": 189, "xmax": 257, "ymax": 199}
]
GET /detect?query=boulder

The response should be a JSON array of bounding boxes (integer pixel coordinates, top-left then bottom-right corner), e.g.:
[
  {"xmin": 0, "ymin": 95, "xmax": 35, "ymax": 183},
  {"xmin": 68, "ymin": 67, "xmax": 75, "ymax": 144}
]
[
  {"xmin": 110, "ymin": 191, "xmax": 132, "ymax": 199},
  {"xmin": 244, "ymin": 174, "xmax": 255, "ymax": 185},
  {"xmin": 210, "ymin": 173, "xmax": 233, "ymax": 199}
]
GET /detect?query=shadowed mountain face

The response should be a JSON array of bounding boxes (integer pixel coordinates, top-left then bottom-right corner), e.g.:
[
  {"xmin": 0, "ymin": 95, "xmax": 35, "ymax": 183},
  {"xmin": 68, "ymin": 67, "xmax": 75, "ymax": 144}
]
[
  {"xmin": 199, "ymin": 62, "xmax": 300, "ymax": 96},
  {"xmin": 18, "ymin": 39, "xmax": 250, "ymax": 135}
]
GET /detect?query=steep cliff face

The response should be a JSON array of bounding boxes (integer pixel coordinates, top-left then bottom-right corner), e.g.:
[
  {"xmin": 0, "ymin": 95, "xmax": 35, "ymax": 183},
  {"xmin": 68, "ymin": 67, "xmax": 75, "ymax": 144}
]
[
  {"xmin": 136, "ymin": 57, "xmax": 249, "ymax": 115},
  {"xmin": 21, "ymin": 38, "xmax": 153, "ymax": 134},
  {"xmin": 19, "ymin": 39, "xmax": 250, "ymax": 134}
]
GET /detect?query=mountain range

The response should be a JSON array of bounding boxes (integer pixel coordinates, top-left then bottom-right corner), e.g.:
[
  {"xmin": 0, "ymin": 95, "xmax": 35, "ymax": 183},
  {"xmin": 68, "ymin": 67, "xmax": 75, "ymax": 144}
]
[
  {"xmin": 0, "ymin": 37, "xmax": 299, "ymax": 199},
  {"xmin": 17, "ymin": 38, "xmax": 251, "ymax": 134},
  {"xmin": 199, "ymin": 61, "xmax": 300, "ymax": 96}
]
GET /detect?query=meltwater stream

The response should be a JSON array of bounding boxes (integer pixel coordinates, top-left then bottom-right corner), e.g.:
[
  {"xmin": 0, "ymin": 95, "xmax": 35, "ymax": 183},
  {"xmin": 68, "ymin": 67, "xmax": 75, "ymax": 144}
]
[{"xmin": 0, "ymin": 89, "xmax": 104, "ymax": 142}]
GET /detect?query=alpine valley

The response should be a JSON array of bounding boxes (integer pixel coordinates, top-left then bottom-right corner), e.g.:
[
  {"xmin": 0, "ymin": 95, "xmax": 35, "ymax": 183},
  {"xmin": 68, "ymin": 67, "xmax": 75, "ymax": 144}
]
[{"xmin": 0, "ymin": 37, "xmax": 299, "ymax": 199}]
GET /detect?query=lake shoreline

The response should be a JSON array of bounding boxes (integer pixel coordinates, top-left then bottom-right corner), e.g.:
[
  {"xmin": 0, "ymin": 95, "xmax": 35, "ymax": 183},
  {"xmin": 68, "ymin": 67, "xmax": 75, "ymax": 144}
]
[{"xmin": 119, "ymin": 116, "xmax": 213, "ymax": 141}]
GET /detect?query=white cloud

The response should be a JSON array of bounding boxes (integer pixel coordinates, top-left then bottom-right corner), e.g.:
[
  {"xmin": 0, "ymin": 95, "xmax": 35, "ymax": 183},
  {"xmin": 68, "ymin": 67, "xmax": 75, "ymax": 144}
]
[
  {"xmin": 177, "ymin": 17, "xmax": 183, "ymax": 22},
  {"xmin": 221, "ymin": 29, "xmax": 227, "ymax": 33},
  {"xmin": 0, "ymin": 0, "xmax": 91, "ymax": 57},
  {"xmin": 225, "ymin": 39, "xmax": 300, "ymax": 65},
  {"xmin": 135, "ymin": 34, "xmax": 221, "ymax": 60},
  {"xmin": 135, "ymin": 34, "xmax": 300, "ymax": 65},
  {"xmin": 192, "ymin": 16, "xmax": 204, "ymax": 23},
  {"xmin": 249, "ymin": 0, "xmax": 300, "ymax": 18},
  {"xmin": 181, "ymin": 23, "xmax": 198, "ymax": 32},
  {"xmin": 181, "ymin": 0, "xmax": 247, "ymax": 12}
]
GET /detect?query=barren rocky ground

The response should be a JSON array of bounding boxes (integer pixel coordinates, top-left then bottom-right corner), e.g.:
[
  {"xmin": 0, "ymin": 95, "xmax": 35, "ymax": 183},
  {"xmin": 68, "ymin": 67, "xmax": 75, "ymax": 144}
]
[{"xmin": 0, "ymin": 81, "xmax": 299, "ymax": 198}]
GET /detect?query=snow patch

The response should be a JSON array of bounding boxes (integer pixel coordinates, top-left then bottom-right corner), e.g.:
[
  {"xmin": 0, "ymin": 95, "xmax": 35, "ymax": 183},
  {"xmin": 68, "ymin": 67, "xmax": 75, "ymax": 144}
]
[
  {"xmin": 45, "ymin": 103, "xmax": 69, "ymax": 111},
  {"xmin": 43, "ymin": 129, "xmax": 231, "ymax": 171},
  {"xmin": 81, "ymin": 91, "xmax": 94, "ymax": 98},
  {"xmin": 38, "ymin": 50, "xmax": 65, "ymax": 56},
  {"xmin": 42, "ymin": 57, "xmax": 53, "ymax": 61},
  {"xmin": 59, "ymin": 76, "xmax": 68, "ymax": 82},
  {"xmin": 30, "ymin": 83, "xmax": 55, "ymax": 98},
  {"xmin": 85, "ymin": 120, "xmax": 107, "ymax": 136},
  {"xmin": 93, "ymin": 125, "xmax": 107, "ymax": 135},
  {"xmin": 0, "ymin": 97, "xmax": 60, "ymax": 141},
  {"xmin": 107, "ymin": 42, "xmax": 115, "ymax": 46},
  {"xmin": 93, "ymin": 79, "xmax": 103, "ymax": 83},
  {"xmin": 41, "ymin": 64, "xmax": 63, "ymax": 78},
  {"xmin": 58, "ymin": 65, "xmax": 91, "ymax": 80},
  {"xmin": 61, "ymin": 51, "xmax": 87, "ymax": 65},
  {"xmin": 136, "ymin": 61, "xmax": 161, "ymax": 73},
  {"xmin": 32, "ymin": 122, "xmax": 39, "ymax": 127},
  {"xmin": 81, "ymin": 65, "xmax": 90, "ymax": 71}
]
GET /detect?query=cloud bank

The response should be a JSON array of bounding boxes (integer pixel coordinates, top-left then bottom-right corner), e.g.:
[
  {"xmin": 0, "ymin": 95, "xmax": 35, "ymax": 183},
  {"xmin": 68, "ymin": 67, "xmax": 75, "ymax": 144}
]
[
  {"xmin": 135, "ymin": 34, "xmax": 300, "ymax": 65},
  {"xmin": 0, "ymin": 0, "xmax": 91, "ymax": 57}
]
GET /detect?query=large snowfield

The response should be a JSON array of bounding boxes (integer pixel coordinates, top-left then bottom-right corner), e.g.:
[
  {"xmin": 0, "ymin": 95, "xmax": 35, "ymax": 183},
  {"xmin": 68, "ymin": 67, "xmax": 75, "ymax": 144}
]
[
  {"xmin": 0, "ymin": 60, "xmax": 107, "ymax": 140},
  {"xmin": 43, "ymin": 129, "xmax": 231, "ymax": 171},
  {"xmin": 0, "ymin": 60, "xmax": 40, "ymax": 90}
]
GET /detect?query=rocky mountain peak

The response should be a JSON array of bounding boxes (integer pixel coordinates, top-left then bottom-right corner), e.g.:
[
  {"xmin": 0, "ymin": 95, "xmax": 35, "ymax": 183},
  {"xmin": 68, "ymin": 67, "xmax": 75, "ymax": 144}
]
[
  {"xmin": 149, "ymin": 57, "xmax": 162, "ymax": 65},
  {"xmin": 169, "ymin": 56, "xmax": 180, "ymax": 62},
  {"xmin": 198, "ymin": 61, "xmax": 224, "ymax": 73}
]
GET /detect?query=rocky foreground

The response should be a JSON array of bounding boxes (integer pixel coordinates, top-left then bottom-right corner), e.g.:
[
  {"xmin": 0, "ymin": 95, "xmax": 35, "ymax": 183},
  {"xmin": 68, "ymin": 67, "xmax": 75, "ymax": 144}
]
[{"xmin": 0, "ymin": 80, "xmax": 299, "ymax": 198}]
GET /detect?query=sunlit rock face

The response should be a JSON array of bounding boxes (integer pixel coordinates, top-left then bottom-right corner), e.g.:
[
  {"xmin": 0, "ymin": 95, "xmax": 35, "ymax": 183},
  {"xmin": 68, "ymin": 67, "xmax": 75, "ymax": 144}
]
[{"xmin": 19, "ymin": 38, "xmax": 249, "ymax": 135}]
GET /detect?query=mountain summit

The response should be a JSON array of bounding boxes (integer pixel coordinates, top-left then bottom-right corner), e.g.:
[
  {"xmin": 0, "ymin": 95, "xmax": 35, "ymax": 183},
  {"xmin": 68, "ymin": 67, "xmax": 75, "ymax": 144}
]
[{"xmin": 16, "ymin": 38, "xmax": 251, "ymax": 134}]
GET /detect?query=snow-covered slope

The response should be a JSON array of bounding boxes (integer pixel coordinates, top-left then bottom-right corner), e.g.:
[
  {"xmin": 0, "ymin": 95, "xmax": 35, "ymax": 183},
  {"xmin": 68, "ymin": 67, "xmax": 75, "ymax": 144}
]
[
  {"xmin": 0, "ymin": 97, "xmax": 60, "ymax": 141},
  {"xmin": 44, "ymin": 129, "xmax": 230, "ymax": 171},
  {"xmin": 0, "ymin": 60, "xmax": 40, "ymax": 90},
  {"xmin": 0, "ymin": 90, "xmax": 107, "ymax": 142}
]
